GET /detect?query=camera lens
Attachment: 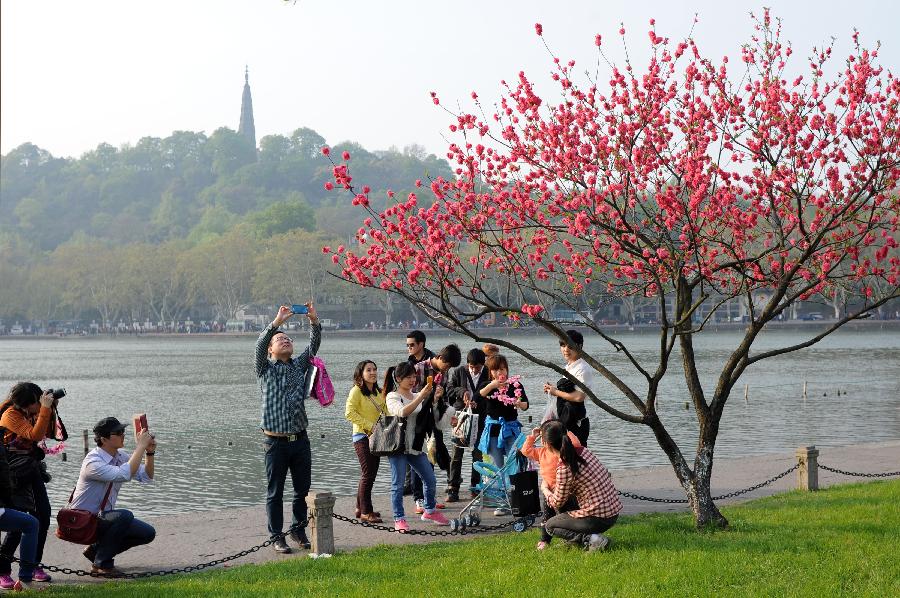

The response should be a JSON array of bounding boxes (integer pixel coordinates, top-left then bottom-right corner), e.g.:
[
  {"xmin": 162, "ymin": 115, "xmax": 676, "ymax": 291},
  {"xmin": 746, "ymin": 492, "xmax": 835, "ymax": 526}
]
[{"xmin": 51, "ymin": 388, "xmax": 66, "ymax": 399}]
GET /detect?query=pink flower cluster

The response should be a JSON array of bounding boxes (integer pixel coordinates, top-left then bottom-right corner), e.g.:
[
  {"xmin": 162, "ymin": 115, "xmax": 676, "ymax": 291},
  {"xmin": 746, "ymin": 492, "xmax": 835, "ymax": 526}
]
[
  {"xmin": 491, "ymin": 375, "xmax": 524, "ymax": 406},
  {"xmin": 320, "ymin": 11, "xmax": 900, "ymax": 322}
]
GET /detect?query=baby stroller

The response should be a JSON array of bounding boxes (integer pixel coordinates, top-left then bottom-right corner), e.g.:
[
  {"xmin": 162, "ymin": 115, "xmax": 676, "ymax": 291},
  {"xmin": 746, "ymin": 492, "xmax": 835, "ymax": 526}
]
[{"xmin": 447, "ymin": 431, "xmax": 541, "ymax": 533}]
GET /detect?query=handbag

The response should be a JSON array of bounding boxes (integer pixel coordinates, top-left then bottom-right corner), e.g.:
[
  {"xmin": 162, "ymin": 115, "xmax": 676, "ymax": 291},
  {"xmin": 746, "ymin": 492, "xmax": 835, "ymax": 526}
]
[
  {"xmin": 509, "ymin": 469, "xmax": 541, "ymax": 517},
  {"xmin": 306, "ymin": 356, "xmax": 335, "ymax": 407},
  {"xmin": 55, "ymin": 482, "xmax": 113, "ymax": 545},
  {"xmin": 451, "ymin": 406, "xmax": 478, "ymax": 450},
  {"xmin": 368, "ymin": 414, "xmax": 406, "ymax": 457}
]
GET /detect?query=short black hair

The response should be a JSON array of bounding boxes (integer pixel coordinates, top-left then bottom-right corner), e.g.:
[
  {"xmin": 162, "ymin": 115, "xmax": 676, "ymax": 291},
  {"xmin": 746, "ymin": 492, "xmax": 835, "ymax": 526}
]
[
  {"xmin": 407, "ymin": 330, "xmax": 426, "ymax": 344},
  {"xmin": 437, "ymin": 343, "xmax": 462, "ymax": 368},
  {"xmin": 564, "ymin": 329, "xmax": 584, "ymax": 347},
  {"xmin": 466, "ymin": 348, "xmax": 486, "ymax": 366}
]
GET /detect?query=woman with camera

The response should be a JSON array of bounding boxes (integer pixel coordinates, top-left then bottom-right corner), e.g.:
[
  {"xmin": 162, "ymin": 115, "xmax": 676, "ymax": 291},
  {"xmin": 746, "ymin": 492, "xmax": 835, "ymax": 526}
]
[{"xmin": 0, "ymin": 382, "xmax": 61, "ymax": 587}]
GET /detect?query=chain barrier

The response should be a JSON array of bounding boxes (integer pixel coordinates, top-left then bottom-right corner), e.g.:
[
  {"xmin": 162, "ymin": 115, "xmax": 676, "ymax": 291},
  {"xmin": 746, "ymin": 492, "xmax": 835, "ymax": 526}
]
[
  {"xmin": 330, "ymin": 512, "xmax": 536, "ymax": 536},
  {"xmin": 617, "ymin": 464, "xmax": 799, "ymax": 504},
  {"xmin": 7, "ymin": 522, "xmax": 306, "ymax": 580},
  {"xmin": 818, "ymin": 463, "xmax": 900, "ymax": 478},
  {"xmin": 12, "ymin": 461, "xmax": 897, "ymax": 579}
]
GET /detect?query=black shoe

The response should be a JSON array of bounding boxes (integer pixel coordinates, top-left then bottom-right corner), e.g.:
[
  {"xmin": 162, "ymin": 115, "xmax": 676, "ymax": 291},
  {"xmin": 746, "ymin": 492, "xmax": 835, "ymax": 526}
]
[
  {"xmin": 446, "ymin": 491, "xmax": 460, "ymax": 503},
  {"xmin": 83, "ymin": 544, "xmax": 97, "ymax": 564},
  {"xmin": 272, "ymin": 537, "xmax": 292, "ymax": 554},
  {"xmin": 289, "ymin": 529, "xmax": 311, "ymax": 550}
]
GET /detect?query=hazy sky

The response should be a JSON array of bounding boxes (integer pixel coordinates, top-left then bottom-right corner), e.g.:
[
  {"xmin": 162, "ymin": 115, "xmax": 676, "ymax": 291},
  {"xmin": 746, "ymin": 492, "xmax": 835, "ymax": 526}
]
[{"xmin": 3, "ymin": 0, "xmax": 898, "ymax": 159}]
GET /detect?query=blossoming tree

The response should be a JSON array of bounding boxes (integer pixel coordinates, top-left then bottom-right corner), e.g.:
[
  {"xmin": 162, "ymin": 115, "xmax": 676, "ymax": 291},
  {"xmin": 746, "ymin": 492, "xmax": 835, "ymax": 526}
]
[{"xmin": 325, "ymin": 12, "xmax": 900, "ymax": 527}]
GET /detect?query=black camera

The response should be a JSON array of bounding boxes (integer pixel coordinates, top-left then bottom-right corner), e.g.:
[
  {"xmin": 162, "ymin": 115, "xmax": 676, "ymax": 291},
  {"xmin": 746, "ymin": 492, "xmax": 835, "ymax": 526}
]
[{"xmin": 47, "ymin": 388, "xmax": 66, "ymax": 400}]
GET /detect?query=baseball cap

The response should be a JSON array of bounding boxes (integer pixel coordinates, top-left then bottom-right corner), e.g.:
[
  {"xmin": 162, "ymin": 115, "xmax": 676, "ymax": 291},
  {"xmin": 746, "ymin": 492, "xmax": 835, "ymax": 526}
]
[{"xmin": 93, "ymin": 417, "xmax": 128, "ymax": 436}]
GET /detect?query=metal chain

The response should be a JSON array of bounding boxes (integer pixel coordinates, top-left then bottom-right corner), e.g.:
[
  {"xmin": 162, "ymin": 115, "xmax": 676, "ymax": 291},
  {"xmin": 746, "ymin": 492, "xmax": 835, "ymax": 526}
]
[
  {"xmin": 17, "ymin": 461, "xmax": 896, "ymax": 579},
  {"xmin": 617, "ymin": 464, "xmax": 799, "ymax": 504},
  {"xmin": 819, "ymin": 463, "xmax": 900, "ymax": 478},
  {"xmin": 330, "ymin": 512, "xmax": 536, "ymax": 536},
  {"xmin": 7, "ymin": 522, "xmax": 306, "ymax": 580}
]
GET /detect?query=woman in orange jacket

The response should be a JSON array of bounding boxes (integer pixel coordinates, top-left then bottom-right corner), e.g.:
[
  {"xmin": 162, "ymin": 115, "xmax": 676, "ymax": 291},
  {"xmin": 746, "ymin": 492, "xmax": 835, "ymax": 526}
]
[{"xmin": 0, "ymin": 383, "xmax": 57, "ymax": 586}]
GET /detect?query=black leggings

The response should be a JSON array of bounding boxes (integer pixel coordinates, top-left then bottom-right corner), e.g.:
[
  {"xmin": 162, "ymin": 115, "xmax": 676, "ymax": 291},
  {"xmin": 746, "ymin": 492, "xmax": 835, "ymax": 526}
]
[{"xmin": 545, "ymin": 513, "xmax": 618, "ymax": 547}]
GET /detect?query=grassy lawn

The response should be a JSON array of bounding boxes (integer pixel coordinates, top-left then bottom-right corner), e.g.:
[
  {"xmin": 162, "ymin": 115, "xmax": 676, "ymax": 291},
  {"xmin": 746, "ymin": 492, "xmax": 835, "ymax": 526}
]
[{"xmin": 43, "ymin": 480, "xmax": 899, "ymax": 597}]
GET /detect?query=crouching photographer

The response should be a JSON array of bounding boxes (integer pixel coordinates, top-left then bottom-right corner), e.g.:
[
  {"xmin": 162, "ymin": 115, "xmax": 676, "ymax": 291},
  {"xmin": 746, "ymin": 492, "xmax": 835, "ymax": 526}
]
[
  {"xmin": 0, "ymin": 382, "xmax": 67, "ymax": 587},
  {"xmin": 65, "ymin": 417, "xmax": 156, "ymax": 577}
]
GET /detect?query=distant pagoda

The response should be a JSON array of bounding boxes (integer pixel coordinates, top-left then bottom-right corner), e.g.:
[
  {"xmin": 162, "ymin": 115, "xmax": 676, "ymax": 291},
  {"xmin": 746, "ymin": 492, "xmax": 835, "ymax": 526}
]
[{"xmin": 238, "ymin": 66, "xmax": 257, "ymax": 149}]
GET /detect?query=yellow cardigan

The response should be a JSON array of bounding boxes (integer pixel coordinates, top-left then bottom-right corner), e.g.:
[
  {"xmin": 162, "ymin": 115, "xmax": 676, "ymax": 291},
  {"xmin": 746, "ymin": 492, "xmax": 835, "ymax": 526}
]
[{"xmin": 344, "ymin": 385, "xmax": 386, "ymax": 436}]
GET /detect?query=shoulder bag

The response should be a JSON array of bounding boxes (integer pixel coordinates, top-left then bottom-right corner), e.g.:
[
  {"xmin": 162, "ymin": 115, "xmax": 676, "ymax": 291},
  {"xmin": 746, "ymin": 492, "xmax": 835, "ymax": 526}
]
[
  {"xmin": 367, "ymin": 395, "xmax": 406, "ymax": 457},
  {"xmin": 56, "ymin": 482, "xmax": 113, "ymax": 545}
]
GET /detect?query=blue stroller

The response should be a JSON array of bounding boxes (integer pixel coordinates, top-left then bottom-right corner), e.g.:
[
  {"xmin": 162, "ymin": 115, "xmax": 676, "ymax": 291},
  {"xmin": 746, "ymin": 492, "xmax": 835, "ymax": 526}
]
[{"xmin": 447, "ymin": 432, "xmax": 540, "ymax": 532}]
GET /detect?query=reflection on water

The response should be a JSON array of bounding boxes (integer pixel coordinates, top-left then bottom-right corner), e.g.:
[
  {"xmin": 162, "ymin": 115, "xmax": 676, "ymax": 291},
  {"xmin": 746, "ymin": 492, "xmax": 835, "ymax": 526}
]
[{"xmin": 1, "ymin": 327, "xmax": 897, "ymax": 516}]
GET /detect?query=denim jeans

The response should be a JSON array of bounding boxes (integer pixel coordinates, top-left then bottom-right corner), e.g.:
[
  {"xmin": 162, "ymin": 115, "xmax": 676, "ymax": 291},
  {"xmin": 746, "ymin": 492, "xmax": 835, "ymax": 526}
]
[
  {"xmin": 486, "ymin": 434, "xmax": 515, "ymax": 490},
  {"xmin": 264, "ymin": 433, "xmax": 311, "ymax": 538},
  {"xmin": 388, "ymin": 453, "xmax": 436, "ymax": 521},
  {"xmin": 0, "ymin": 509, "xmax": 38, "ymax": 581},
  {"xmin": 92, "ymin": 509, "xmax": 156, "ymax": 568},
  {"xmin": 0, "ymin": 475, "xmax": 49, "ymax": 576}
]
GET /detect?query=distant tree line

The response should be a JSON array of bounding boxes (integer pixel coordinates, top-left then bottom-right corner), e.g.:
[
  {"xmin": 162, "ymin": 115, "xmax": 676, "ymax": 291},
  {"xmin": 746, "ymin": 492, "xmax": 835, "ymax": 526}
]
[{"xmin": 0, "ymin": 127, "xmax": 453, "ymax": 325}]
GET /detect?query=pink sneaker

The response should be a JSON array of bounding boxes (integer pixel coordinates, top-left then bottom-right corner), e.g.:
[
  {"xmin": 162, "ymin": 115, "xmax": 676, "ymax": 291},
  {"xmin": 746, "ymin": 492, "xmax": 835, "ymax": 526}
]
[
  {"xmin": 32, "ymin": 567, "xmax": 52, "ymax": 582},
  {"xmin": 421, "ymin": 510, "xmax": 450, "ymax": 525},
  {"xmin": 394, "ymin": 519, "xmax": 410, "ymax": 532},
  {"xmin": 0, "ymin": 575, "xmax": 14, "ymax": 590}
]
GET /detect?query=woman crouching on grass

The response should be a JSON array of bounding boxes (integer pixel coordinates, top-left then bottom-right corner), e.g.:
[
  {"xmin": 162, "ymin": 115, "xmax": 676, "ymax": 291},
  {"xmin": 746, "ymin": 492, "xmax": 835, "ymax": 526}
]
[
  {"xmin": 540, "ymin": 419, "xmax": 622, "ymax": 551},
  {"xmin": 383, "ymin": 362, "xmax": 451, "ymax": 531},
  {"xmin": 344, "ymin": 360, "xmax": 385, "ymax": 523}
]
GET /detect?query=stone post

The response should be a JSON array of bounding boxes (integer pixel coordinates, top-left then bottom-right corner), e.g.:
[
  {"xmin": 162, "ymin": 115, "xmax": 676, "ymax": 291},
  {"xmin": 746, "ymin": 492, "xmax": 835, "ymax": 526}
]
[
  {"xmin": 795, "ymin": 446, "xmax": 819, "ymax": 491},
  {"xmin": 305, "ymin": 490, "xmax": 337, "ymax": 554}
]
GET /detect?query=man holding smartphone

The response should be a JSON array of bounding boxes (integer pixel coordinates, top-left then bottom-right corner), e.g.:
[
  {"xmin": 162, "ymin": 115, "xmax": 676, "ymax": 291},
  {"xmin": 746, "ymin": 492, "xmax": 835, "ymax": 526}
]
[
  {"xmin": 256, "ymin": 302, "xmax": 321, "ymax": 554},
  {"xmin": 69, "ymin": 417, "xmax": 156, "ymax": 577}
]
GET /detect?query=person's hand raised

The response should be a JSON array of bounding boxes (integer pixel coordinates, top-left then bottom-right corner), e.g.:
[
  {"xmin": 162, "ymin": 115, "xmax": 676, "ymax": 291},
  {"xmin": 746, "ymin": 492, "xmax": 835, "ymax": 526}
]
[
  {"xmin": 135, "ymin": 429, "xmax": 153, "ymax": 450},
  {"xmin": 38, "ymin": 390, "xmax": 54, "ymax": 409},
  {"xmin": 274, "ymin": 305, "xmax": 293, "ymax": 327}
]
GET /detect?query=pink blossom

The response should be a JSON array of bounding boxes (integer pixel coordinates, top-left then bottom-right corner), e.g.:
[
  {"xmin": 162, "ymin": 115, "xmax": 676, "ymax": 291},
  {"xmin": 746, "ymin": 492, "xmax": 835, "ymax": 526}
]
[
  {"xmin": 535, "ymin": 23, "xmax": 543, "ymax": 36},
  {"xmin": 324, "ymin": 182, "xmax": 334, "ymax": 191},
  {"xmin": 321, "ymin": 146, "xmax": 330, "ymax": 156},
  {"xmin": 342, "ymin": 151, "xmax": 351, "ymax": 161}
]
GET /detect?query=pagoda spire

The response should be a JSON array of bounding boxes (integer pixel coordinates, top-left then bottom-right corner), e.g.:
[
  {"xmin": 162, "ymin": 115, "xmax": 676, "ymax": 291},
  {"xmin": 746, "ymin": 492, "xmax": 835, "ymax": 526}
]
[{"xmin": 238, "ymin": 65, "xmax": 257, "ymax": 149}]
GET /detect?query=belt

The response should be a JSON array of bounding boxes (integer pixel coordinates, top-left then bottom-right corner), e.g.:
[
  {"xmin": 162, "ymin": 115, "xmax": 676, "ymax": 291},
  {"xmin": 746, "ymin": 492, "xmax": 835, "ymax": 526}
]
[{"xmin": 265, "ymin": 431, "xmax": 307, "ymax": 442}]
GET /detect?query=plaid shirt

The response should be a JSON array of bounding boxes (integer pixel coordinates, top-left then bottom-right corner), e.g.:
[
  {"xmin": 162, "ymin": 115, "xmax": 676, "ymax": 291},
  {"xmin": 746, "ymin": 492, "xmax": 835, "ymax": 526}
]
[
  {"xmin": 548, "ymin": 447, "xmax": 622, "ymax": 518},
  {"xmin": 255, "ymin": 322, "xmax": 321, "ymax": 434}
]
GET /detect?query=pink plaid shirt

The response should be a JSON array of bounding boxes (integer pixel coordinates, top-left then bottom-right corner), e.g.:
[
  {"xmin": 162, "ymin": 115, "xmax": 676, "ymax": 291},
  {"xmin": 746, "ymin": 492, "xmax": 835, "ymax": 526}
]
[{"xmin": 548, "ymin": 447, "xmax": 622, "ymax": 519}]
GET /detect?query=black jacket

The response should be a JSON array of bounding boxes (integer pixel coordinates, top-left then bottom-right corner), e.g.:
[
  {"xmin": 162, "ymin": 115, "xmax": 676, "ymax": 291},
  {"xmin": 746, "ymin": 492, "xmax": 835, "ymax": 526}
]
[{"xmin": 446, "ymin": 364, "xmax": 490, "ymax": 414}]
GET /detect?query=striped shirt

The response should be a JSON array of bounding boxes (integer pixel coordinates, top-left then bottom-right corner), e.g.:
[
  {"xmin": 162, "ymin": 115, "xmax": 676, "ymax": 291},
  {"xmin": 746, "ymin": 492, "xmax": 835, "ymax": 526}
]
[
  {"xmin": 548, "ymin": 447, "xmax": 622, "ymax": 519},
  {"xmin": 255, "ymin": 322, "xmax": 322, "ymax": 434}
]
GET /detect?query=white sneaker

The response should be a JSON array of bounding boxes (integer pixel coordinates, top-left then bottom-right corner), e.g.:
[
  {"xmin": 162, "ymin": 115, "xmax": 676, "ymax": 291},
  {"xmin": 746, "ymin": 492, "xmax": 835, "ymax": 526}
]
[
  {"xmin": 587, "ymin": 533, "xmax": 611, "ymax": 552},
  {"xmin": 493, "ymin": 507, "xmax": 511, "ymax": 516}
]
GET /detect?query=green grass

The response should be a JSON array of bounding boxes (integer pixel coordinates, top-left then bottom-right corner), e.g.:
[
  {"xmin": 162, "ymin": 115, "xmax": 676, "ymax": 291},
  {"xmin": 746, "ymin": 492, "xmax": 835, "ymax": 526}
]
[{"xmin": 43, "ymin": 480, "xmax": 900, "ymax": 597}]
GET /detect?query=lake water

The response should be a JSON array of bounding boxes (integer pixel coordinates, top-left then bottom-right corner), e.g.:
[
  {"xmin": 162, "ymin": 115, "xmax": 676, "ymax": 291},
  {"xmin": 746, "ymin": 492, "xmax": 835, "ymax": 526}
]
[{"xmin": 1, "ymin": 326, "xmax": 898, "ymax": 516}]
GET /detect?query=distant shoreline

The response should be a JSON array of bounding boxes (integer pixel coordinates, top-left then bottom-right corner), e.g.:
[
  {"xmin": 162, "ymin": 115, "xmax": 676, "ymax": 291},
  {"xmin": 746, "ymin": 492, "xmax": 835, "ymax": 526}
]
[{"xmin": 2, "ymin": 318, "xmax": 898, "ymax": 340}]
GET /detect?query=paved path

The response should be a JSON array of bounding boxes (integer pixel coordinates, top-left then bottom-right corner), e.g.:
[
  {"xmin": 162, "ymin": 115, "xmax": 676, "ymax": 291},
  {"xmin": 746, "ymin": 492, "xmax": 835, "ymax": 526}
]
[{"xmin": 37, "ymin": 440, "xmax": 899, "ymax": 585}]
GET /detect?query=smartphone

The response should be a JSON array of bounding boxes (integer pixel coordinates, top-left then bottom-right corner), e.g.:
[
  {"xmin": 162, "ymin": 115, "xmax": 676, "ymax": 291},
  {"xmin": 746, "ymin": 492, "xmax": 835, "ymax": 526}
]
[
  {"xmin": 133, "ymin": 413, "xmax": 149, "ymax": 434},
  {"xmin": 291, "ymin": 304, "xmax": 309, "ymax": 315}
]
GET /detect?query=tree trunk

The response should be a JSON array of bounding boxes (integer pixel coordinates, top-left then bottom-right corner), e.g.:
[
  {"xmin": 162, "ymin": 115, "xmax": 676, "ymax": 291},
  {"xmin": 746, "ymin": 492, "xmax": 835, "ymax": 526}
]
[
  {"xmin": 644, "ymin": 414, "xmax": 726, "ymax": 528},
  {"xmin": 687, "ymin": 441, "xmax": 728, "ymax": 528}
]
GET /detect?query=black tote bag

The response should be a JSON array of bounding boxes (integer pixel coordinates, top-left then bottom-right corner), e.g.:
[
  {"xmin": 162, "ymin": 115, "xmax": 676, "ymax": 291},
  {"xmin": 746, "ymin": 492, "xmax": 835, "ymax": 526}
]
[
  {"xmin": 509, "ymin": 469, "xmax": 541, "ymax": 517},
  {"xmin": 368, "ymin": 415, "xmax": 407, "ymax": 456}
]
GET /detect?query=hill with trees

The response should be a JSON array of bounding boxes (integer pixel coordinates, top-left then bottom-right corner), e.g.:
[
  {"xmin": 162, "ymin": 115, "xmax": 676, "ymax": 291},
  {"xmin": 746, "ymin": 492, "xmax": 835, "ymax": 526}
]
[{"xmin": 0, "ymin": 127, "xmax": 452, "ymax": 327}]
